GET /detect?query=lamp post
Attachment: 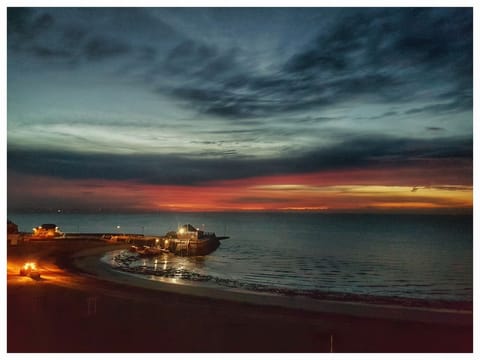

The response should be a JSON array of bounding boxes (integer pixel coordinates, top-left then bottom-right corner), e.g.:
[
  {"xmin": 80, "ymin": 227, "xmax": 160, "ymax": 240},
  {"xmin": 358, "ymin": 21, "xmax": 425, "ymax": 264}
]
[{"xmin": 116, "ymin": 225, "xmax": 124, "ymax": 236}]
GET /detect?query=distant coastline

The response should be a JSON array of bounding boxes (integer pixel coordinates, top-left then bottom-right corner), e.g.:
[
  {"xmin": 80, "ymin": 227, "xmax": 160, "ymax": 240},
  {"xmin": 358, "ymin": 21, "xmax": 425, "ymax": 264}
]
[{"xmin": 8, "ymin": 208, "xmax": 474, "ymax": 215}]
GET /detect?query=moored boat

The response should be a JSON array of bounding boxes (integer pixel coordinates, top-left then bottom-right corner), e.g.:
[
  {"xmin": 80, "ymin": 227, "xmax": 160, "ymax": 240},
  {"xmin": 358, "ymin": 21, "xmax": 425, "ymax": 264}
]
[{"xmin": 131, "ymin": 245, "xmax": 169, "ymax": 257}]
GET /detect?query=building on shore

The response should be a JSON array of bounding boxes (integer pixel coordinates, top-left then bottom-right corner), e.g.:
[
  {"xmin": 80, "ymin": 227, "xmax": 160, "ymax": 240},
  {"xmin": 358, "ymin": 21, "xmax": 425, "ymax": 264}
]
[
  {"xmin": 31, "ymin": 224, "xmax": 64, "ymax": 239},
  {"xmin": 7, "ymin": 220, "xmax": 18, "ymax": 234},
  {"xmin": 177, "ymin": 224, "xmax": 203, "ymax": 240},
  {"xmin": 7, "ymin": 220, "xmax": 22, "ymax": 245}
]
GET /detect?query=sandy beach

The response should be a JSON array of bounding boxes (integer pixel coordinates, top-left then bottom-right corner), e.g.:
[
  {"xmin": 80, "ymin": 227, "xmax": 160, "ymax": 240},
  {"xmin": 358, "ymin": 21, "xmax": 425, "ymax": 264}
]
[{"xmin": 7, "ymin": 241, "xmax": 473, "ymax": 352}]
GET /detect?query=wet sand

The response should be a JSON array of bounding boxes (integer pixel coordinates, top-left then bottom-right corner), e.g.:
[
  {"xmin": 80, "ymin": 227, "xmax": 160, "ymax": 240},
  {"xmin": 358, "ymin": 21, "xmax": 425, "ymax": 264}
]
[{"xmin": 7, "ymin": 241, "xmax": 473, "ymax": 352}]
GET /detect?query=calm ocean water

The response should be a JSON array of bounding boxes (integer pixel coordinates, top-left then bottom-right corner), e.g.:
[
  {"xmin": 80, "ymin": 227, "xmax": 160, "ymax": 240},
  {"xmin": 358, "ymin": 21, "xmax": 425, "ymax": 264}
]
[{"xmin": 9, "ymin": 212, "xmax": 472, "ymax": 302}]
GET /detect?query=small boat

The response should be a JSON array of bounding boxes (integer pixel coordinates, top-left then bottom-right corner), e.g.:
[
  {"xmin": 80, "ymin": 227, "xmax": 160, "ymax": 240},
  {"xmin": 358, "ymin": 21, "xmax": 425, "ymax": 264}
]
[
  {"xmin": 145, "ymin": 247, "xmax": 169, "ymax": 256},
  {"xmin": 134, "ymin": 246, "xmax": 169, "ymax": 257}
]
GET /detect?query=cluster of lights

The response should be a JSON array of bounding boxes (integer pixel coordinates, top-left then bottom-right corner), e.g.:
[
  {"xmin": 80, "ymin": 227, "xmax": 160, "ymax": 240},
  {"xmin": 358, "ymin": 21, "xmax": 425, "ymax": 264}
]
[
  {"xmin": 32, "ymin": 225, "xmax": 60, "ymax": 234},
  {"xmin": 23, "ymin": 262, "xmax": 37, "ymax": 271}
]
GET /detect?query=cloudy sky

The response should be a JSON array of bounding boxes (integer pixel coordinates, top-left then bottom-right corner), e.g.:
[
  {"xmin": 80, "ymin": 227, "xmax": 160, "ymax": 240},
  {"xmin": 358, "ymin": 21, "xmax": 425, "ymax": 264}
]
[{"xmin": 7, "ymin": 7, "xmax": 472, "ymax": 212}]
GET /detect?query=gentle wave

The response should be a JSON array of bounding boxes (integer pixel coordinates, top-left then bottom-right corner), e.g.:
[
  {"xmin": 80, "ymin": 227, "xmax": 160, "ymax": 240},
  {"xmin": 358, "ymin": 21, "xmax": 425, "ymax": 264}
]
[{"xmin": 105, "ymin": 249, "xmax": 472, "ymax": 305}]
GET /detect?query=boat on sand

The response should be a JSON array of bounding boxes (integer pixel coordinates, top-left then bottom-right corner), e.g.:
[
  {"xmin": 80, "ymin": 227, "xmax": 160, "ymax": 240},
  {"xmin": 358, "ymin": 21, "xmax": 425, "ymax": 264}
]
[{"xmin": 129, "ymin": 245, "xmax": 169, "ymax": 257}]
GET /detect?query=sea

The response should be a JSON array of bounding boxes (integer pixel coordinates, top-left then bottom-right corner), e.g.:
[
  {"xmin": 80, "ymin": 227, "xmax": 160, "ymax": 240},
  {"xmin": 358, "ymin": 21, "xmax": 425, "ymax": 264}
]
[{"xmin": 8, "ymin": 212, "xmax": 473, "ymax": 304}]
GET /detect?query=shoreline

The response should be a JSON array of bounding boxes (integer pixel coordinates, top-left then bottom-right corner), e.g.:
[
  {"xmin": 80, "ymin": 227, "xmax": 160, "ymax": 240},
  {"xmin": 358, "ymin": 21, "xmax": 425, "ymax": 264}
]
[
  {"xmin": 106, "ymin": 249, "xmax": 473, "ymax": 311},
  {"xmin": 73, "ymin": 245, "xmax": 472, "ymax": 326},
  {"xmin": 7, "ymin": 241, "xmax": 473, "ymax": 352}
]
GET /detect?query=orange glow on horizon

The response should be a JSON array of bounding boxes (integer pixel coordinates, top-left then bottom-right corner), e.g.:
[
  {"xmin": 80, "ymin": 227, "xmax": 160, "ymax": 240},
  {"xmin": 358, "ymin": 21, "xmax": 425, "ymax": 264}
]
[{"xmin": 8, "ymin": 168, "xmax": 473, "ymax": 213}]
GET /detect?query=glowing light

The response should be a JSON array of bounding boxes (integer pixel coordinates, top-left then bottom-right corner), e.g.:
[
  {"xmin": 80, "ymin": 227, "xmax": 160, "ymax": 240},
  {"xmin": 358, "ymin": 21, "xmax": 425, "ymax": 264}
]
[
  {"xmin": 23, "ymin": 262, "xmax": 36, "ymax": 271},
  {"xmin": 178, "ymin": 228, "xmax": 185, "ymax": 234}
]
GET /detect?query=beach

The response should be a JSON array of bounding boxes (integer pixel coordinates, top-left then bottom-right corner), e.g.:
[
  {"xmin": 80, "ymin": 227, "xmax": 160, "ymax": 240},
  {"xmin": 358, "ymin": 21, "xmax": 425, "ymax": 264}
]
[{"xmin": 7, "ymin": 241, "xmax": 473, "ymax": 352}]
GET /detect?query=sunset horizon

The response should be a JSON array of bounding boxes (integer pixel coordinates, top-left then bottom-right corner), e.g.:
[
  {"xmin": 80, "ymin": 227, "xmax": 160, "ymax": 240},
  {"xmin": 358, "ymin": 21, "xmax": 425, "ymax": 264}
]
[{"xmin": 7, "ymin": 8, "xmax": 472, "ymax": 215}]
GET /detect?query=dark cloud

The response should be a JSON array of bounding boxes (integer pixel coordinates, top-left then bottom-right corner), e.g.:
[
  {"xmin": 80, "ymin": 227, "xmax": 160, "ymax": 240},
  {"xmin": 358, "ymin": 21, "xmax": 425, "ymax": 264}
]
[
  {"xmin": 283, "ymin": 11, "xmax": 373, "ymax": 75},
  {"xmin": 405, "ymin": 95, "xmax": 473, "ymax": 115},
  {"xmin": 356, "ymin": 111, "xmax": 399, "ymax": 121},
  {"xmin": 8, "ymin": 135, "xmax": 472, "ymax": 186},
  {"xmin": 8, "ymin": 8, "xmax": 472, "ymax": 121},
  {"xmin": 165, "ymin": 40, "xmax": 218, "ymax": 72},
  {"xmin": 158, "ymin": 8, "xmax": 471, "ymax": 120},
  {"xmin": 84, "ymin": 37, "xmax": 131, "ymax": 60},
  {"xmin": 7, "ymin": 8, "xmax": 178, "ymax": 65},
  {"xmin": 7, "ymin": 7, "xmax": 32, "ymax": 34},
  {"xmin": 8, "ymin": 8, "xmax": 52, "ymax": 39},
  {"xmin": 31, "ymin": 45, "xmax": 72, "ymax": 58},
  {"xmin": 382, "ymin": 111, "xmax": 397, "ymax": 117}
]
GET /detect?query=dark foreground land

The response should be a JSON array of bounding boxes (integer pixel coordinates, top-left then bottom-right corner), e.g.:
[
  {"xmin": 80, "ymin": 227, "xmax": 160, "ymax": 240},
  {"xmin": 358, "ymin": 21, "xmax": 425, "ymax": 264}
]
[{"xmin": 7, "ymin": 241, "xmax": 473, "ymax": 352}]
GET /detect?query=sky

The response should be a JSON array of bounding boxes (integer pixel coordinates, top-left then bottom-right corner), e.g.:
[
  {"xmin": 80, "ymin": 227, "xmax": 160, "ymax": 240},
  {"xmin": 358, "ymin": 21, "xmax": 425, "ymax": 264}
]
[{"xmin": 7, "ymin": 7, "xmax": 473, "ymax": 213}]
